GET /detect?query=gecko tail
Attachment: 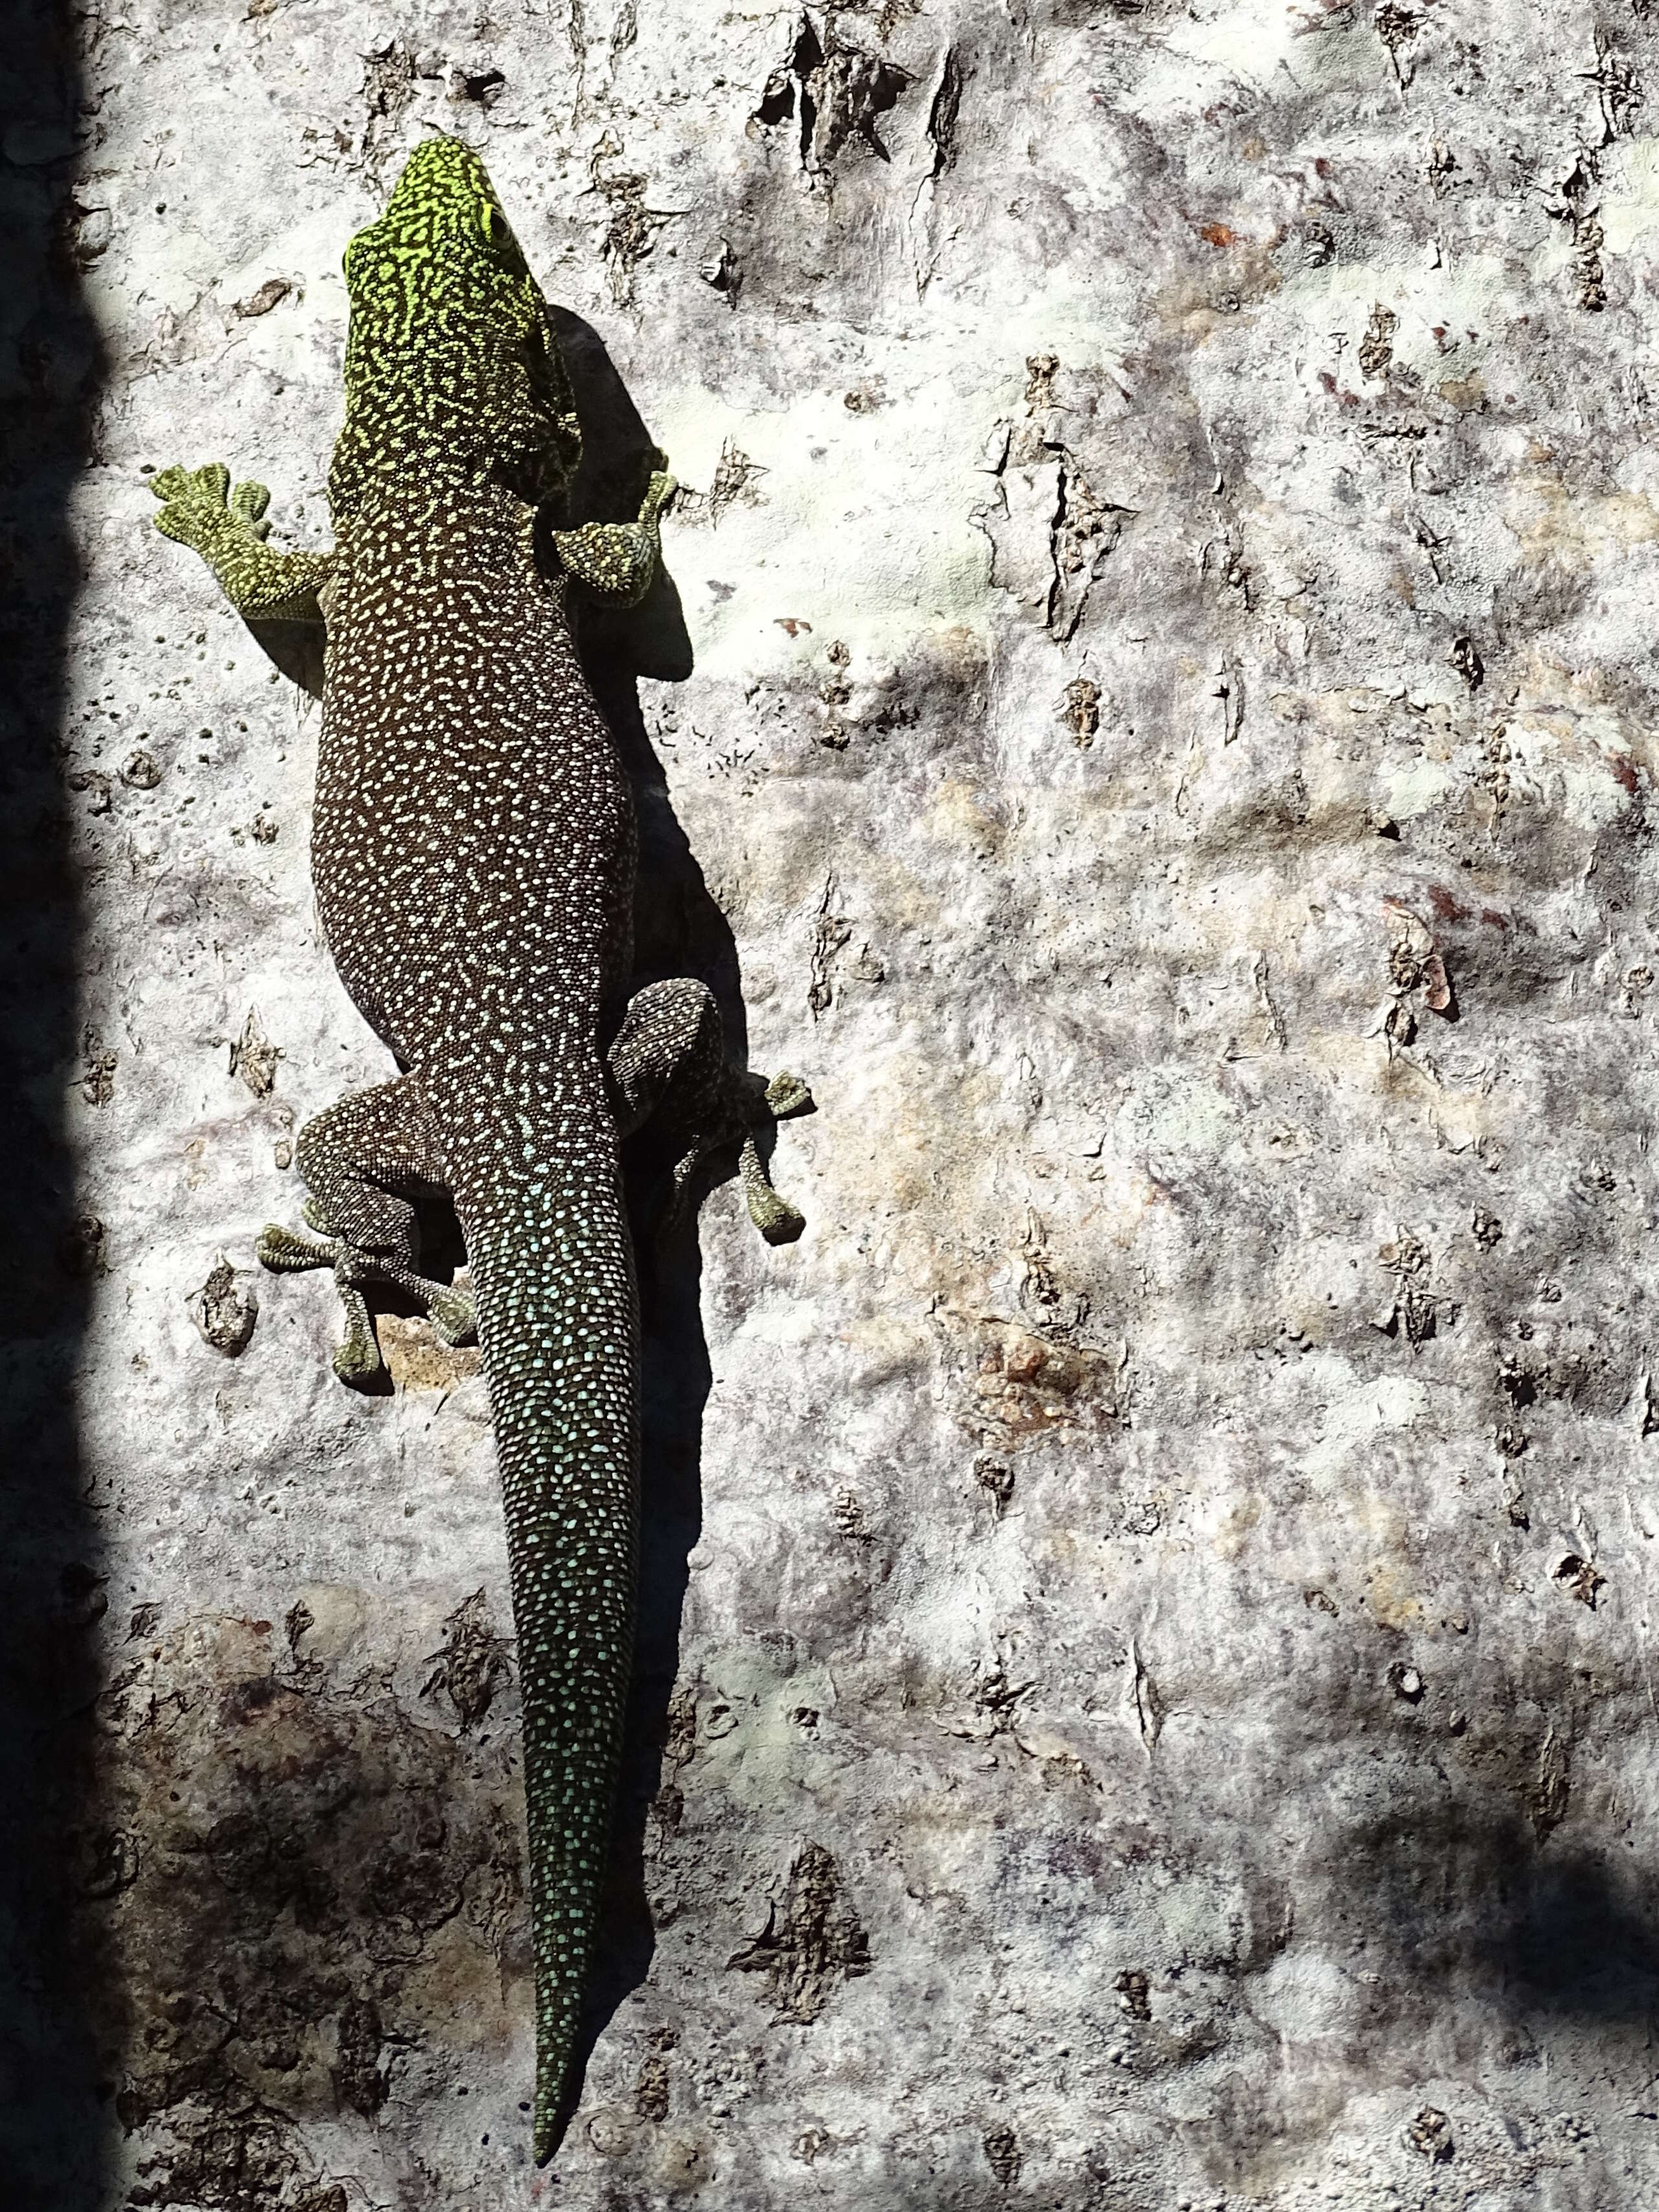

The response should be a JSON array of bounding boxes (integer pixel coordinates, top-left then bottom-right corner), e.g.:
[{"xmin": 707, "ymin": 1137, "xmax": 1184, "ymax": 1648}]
[
  {"xmin": 446, "ymin": 1102, "xmax": 641, "ymax": 2171},
  {"xmin": 533, "ymin": 1989, "xmax": 583, "ymax": 2163}
]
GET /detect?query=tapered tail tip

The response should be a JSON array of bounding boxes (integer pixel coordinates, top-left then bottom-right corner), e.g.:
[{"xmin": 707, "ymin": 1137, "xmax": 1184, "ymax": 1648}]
[{"xmin": 533, "ymin": 2059, "xmax": 573, "ymax": 2166}]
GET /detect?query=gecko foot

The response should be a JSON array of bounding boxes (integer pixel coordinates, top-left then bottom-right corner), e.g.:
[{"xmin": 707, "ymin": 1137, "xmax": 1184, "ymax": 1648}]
[
  {"xmin": 333, "ymin": 1284, "xmax": 384, "ymax": 1388},
  {"xmin": 764, "ymin": 1070, "xmax": 814, "ymax": 1120},
  {"xmin": 661, "ymin": 1068, "xmax": 813, "ymax": 1249},
  {"xmin": 256, "ymin": 1220, "xmax": 336, "ymax": 1271},
  {"xmin": 609, "ymin": 979, "xmax": 815, "ymax": 1251},
  {"xmin": 148, "ymin": 461, "xmax": 332, "ymax": 628},
  {"xmin": 549, "ymin": 454, "xmax": 676, "ymax": 605},
  {"xmin": 150, "ymin": 461, "xmax": 273, "ymax": 554},
  {"xmin": 257, "ymin": 1218, "xmax": 477, "ymax": 1386}
]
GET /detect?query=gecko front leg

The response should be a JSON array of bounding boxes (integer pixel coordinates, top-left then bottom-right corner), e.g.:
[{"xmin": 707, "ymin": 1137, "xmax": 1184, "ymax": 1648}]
[
  {"xmin": 149, "ymin": 463, "xmax": 335, "ymax": 623},
  {"xmin": 549, "ymin": 457, "xmax": 675, "ymax": 606}
]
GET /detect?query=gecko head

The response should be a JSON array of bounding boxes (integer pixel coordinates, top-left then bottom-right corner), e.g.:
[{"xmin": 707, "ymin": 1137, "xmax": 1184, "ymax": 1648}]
[{"xmin": 333, "ymin": 137, "xmax": 583, "ymax": 512}]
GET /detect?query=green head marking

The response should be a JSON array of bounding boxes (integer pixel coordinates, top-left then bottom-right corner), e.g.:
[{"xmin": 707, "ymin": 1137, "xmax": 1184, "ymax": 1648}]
[{"xmin": 330, "ymin": 137, "xmax": 582, "ymax": 519}]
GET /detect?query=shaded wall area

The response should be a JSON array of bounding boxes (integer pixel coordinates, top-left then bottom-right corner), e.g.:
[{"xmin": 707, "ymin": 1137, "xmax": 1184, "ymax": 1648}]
[{"xmin": 0, "ymin": 3, "xmax": 110, "ymax": 2206}]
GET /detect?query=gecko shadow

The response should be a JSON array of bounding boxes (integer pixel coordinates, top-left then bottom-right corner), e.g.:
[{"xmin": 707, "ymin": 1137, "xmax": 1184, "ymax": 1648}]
[
  {"xmin": 536, "ymin": 309, "xmax": 781, "ymax": 2130},
  {"xmin": 0, "ymin": 5, "xmax": 116, "ymax": 2207},
  {"xmin": 1339, "ymin": 1795, "xmax": 1659, "ymax": 2024}
]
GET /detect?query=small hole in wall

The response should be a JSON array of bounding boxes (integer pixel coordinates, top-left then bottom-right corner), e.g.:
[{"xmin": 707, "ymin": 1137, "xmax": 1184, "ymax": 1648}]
[{"xmin": 756, "ymin": 78, "xmax": 793, "ymax": 126}]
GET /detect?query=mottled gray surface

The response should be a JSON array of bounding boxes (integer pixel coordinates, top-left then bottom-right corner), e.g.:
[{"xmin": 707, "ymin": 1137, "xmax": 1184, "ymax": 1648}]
[{"xmin": 17, "ymin": 0, "xmax": 1659, "ymax": 2204}]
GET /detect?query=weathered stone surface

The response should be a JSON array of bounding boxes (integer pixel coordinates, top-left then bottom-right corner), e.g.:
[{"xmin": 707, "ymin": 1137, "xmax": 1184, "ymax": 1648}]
[{"xmin": 6, "ymin": 0, "xmax": 1659, "ymax": 2206}]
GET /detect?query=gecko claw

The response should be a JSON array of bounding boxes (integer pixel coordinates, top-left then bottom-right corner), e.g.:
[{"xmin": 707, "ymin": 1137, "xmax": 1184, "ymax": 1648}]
[
  {"xmin": 333, "ymin": 1336, "xmax": 384, "ymax": 1388},
  {"xmin": 262, "ymin": 1214, "xmax": 475, "ymax": 1368},
  {"xmin": 747, "ymin": 1185, "xmax": 806, "ymax": 1245}
]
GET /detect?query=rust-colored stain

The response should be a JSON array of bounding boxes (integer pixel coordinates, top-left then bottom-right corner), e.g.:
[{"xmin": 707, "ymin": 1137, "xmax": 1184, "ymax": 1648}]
[
  {"xmin": 1425, "ymin": 884, "xmax": 1471, "ymax": 924},
  {"xmin": 1198, "ymin": 221, "xmax": 1240, "ymax": 247},
  {"xmin": 969, "ymin": 1324, "xmax": 1121, "ymax": 1440}
]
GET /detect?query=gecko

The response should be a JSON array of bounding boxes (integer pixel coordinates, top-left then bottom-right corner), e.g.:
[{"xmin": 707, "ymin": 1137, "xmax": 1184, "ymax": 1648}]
[{"xmin": 148, "ymin": 135, "xmax": 811, "ymax": 2165}]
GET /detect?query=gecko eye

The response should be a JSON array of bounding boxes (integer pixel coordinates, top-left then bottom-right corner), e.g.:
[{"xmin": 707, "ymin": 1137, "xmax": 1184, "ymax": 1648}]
[{"xmin": 478, "ymin": 199, "xmax": 527, "ymax": 272}]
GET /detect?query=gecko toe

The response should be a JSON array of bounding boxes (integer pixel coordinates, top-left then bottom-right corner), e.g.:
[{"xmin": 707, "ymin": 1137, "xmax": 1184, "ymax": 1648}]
[
  {"xmin": 747, "ymin": 1187, "xmax": 806, "ymax": 1245},
  {"xmin": 429, "ymin": 1284, "xmax": 477, "ymax": 1346},
  {"xmin": 256, "ymin": 1221, "xmax": 338, "ymax": 1272},
  {"xmin": 764, "ymin": 1070, "xmax": 814, "ymax": 1119},
  {"xmin": 333, "ymin": 1328, "xmax": 384, "ymax": 1388}
]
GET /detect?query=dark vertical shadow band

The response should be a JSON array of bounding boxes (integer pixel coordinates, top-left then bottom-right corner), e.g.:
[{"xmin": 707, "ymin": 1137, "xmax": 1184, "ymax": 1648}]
[{"xmin": 0, "ymin": 5, "xmax": 111, "ymax": 2205}]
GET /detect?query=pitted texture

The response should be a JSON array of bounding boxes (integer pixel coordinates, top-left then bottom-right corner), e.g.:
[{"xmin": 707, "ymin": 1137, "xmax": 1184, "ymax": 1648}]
[{"xmin": 149, "ymin": 135, "xmax": 809, "ymax": 2165}]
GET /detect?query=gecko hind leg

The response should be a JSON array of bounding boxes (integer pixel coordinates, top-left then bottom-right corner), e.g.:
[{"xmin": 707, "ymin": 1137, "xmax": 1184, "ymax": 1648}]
[
  {"xmin": 256, "ymin": 1076, "xmax": 475, "ymax": 1388},
  {"xmin": 608, "ymin": 979, "xmax": 813, "ymax": 1248}
]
